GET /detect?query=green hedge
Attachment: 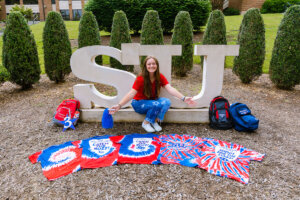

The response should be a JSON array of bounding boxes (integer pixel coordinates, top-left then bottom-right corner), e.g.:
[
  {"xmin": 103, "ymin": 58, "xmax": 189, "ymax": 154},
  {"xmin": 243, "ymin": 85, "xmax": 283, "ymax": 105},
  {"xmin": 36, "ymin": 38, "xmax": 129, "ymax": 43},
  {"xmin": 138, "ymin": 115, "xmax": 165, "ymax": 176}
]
[
  {"xmin": 2, "ymin": 12, "xmax": 40, "ymax": 89},
  {"xmin": 43, "ymin": 11, "xmax": 72, "ymax": 83},
  {"xmin": 85, "ymin": 0, "xmax": 211, "ymax": 33},
  {"xmin": 171, "ymin": 11, "xmax": 194, "ymax": 77},
  {"xmin": 233, "ymin": 8, "xmax": 265, "ymax": 84},
  {"xmin": 109, "ymin": 11, "xmax": 133, "ymax": 71},
  {"xmin": 223, "ymin": 7, "xmax": 240, "ymax": 16},
  {"xmin": 261, "ymin": 0, "xmax": 300, "ymax": 13},
  {"xmin": 269, "ymin": 5, "xmax": 300, "ymax": 89}
]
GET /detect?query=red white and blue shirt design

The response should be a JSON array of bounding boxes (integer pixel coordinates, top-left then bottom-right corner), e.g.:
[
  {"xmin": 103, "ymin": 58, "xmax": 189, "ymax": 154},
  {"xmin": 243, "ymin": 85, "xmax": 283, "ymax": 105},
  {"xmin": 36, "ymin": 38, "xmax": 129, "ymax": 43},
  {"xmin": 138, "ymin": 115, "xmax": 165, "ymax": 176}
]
[
  {"xmin": 155, "ymin": 134, "xmax": 204, "ymax": 167},
  {"xmin": 72, "ymin": 135, "xmax": 123, "ymax": 169},
  {"xmin": 28, "ymin": 141, "xmax": 82, "ymax": 180},
  {"xmin": 198, "ymin": 138, "xmax": 265, "ymax": 184},
  {"xmin": 116, "ymin": 133, "xmax": 161, "ymax": 164}
]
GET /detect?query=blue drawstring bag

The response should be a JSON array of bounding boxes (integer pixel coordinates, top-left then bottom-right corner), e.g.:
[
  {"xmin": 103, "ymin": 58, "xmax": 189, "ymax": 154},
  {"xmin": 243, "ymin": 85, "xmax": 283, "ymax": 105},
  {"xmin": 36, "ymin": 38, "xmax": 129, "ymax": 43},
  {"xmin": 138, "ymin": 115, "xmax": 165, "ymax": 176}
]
[{"xmin": 102, "ymin": 108, "xmax": 113, "ymax": 129}]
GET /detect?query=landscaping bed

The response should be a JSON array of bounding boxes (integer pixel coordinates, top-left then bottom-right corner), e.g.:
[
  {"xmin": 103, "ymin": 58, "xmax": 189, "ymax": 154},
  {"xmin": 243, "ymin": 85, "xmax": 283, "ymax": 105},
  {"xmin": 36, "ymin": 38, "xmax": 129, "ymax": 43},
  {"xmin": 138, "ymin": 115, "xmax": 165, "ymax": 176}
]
[{"xmin": 0, "ymin": 65, "xmax": 299, "ymax": 199}]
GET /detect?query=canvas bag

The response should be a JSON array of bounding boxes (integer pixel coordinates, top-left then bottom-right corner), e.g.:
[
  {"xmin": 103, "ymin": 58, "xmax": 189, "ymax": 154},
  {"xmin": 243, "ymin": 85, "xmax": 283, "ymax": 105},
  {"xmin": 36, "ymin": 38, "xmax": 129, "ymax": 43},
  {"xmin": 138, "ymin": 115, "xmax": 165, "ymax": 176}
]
[{"xmin": 229, "ymin": 102, "xmax": 259, "ymax": 132}]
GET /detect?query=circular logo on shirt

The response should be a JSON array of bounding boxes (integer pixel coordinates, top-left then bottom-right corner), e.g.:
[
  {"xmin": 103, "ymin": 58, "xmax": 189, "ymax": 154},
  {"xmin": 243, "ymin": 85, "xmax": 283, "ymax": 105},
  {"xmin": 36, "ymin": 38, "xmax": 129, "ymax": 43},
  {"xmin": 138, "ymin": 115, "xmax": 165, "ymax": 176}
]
[
  {"xmin": 49, "ymin": 147, "xmax": 76, "ymax": 163},
  {"xmin": 215, "ymin": 146, "xmax": 240, "ymax": 162},
  {"xmin": 130, "ymin": 138, "xmax": 153, "ymax": 152},
  {"xmin": 89, "ymin": 139, "xmax": 113, "ymax": 156},
  {"xmin": 167, "ymin": 142, "xmax": 192, "ymax": 151}
]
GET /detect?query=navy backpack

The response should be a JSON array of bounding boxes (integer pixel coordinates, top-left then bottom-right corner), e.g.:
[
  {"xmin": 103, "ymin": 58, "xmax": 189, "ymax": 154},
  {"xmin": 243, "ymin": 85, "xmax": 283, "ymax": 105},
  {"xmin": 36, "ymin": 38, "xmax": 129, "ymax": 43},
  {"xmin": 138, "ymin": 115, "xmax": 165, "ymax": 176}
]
[
  {"xmin": 229, "ymin": 103, "xmax": 259, "ymax": 132},
  {"xmin": 209, "ymin": 96, "xmax": 233, "ymax": 130}
]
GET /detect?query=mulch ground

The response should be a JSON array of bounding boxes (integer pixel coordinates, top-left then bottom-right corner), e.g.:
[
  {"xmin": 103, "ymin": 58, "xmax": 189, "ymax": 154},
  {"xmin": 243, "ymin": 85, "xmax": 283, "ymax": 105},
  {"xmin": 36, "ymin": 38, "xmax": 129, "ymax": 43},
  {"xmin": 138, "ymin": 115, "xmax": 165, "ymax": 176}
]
[{"xmin": 0, "ymin": 63, "xmax": 299, "ymax": 199}]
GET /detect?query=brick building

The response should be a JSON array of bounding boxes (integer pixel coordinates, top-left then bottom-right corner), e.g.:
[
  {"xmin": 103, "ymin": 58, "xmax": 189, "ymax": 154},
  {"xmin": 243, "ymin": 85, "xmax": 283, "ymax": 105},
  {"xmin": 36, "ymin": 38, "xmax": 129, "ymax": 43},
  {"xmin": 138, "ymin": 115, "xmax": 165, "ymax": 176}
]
[
  {"xmin": 0, "ymin": 0, "xmax": 86, "ymax": 21},
  {"xmin": 228, "ymin": 0, "xmax": 266, "ymax": 13}
]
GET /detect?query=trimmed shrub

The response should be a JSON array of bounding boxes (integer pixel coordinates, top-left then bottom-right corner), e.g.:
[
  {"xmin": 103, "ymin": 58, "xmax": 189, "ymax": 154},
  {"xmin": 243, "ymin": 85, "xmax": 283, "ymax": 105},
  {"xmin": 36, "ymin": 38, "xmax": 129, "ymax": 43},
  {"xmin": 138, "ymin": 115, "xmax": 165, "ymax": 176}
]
[
  {"xmin": 43, "ymin": 11, "xmax": 72, "ymax": 83},
  {"xmin": 261, "ymin": 0, "xmax": 300, "ymax": 13},
  {"xmin": 201, "ymin": 10, "xmax": 227, "ymax": 65},
  {"xmin": 223, "ymin": 7, "xmax": 240, "ymax": 16},
  {"xmin": 10, "ymin": 4, "xmax": 33, "ymax": 21},
  {"xmin": 85, "ymin": 0, "xmax": 211, "ymax": 33},
  {"xmin": 78, "ymin": 11, "xmax": 102, "ymax": 65},
  {"xmin": 269, "ymin": 5, "xmax": 300, "ymax": 90},
  {"xmin": 109, "ymin": 11, "xmax": 133, "ymax": 71},
  {"xmin": 0, "ymin": 67, "xmax": 10, "ymax": 84},
  {"xmin": 2, "ymin": 12, "xmax": 40, "ymax": 89},
  {"xmin": 140, "ymin": 10, "xmax": 164, "ymax": 65},
  {"xmin": 171, "ymin": 11, "xmax": 194, "ymax": 77},
  {"xmin": 233, "ymin": 8, "xmax": 265, "ymax": 84}
]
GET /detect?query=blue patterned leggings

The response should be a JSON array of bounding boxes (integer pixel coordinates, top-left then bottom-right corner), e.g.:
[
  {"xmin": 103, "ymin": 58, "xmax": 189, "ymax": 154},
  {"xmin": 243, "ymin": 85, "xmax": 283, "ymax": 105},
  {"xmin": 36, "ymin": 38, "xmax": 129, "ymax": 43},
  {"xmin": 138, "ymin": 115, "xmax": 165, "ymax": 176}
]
[{"xmin": 131, "ymin": 97, "xmax": 171, "ymax": 124}]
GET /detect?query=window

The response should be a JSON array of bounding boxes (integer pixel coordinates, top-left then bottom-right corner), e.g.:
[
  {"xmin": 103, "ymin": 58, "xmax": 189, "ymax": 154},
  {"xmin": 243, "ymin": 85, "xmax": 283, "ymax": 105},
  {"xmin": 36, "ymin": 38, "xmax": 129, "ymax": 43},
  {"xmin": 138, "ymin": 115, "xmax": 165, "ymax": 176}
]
[
  {"xmin": 60, "ymin": 9, "xmax": 70, "ymax": 20},
  {"xmin": 23, "ymin": 0, "xmax": 38, "ymax": 4},
  {"xmin": 51, "ymin": 0, "xmax": 56, "ymax": 4},
  {"xmin": 5, "ymin": 0, "xmax": 20, "ymax": 5},
  {"xmin": 72, "ymin": 9, "xmax": 82, "ymax": 21}
]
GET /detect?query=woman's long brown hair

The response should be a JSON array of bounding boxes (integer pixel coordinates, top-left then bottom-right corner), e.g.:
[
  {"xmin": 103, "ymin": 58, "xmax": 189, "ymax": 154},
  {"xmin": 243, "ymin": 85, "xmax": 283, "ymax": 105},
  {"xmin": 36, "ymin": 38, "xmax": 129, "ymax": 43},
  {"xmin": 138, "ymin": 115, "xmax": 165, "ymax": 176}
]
[{"xmin": 141, "ymin": 56, "xmax": 161, "ymax": 99}]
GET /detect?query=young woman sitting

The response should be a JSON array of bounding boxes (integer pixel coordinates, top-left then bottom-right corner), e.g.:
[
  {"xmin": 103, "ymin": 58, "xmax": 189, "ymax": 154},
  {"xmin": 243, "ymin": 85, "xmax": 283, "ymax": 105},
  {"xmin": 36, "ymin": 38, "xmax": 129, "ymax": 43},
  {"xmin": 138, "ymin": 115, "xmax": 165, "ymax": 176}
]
[{"xmin": 109, "ymin": 56, "xmax": 195, "ymax": 132}]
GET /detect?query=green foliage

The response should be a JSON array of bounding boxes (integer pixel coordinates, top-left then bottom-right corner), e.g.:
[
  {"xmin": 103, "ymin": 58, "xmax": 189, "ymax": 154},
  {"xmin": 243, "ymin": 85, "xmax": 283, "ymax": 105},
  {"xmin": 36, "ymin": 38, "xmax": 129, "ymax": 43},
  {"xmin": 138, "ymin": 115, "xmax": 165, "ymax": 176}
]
[
  {"xmin": 85, "ymin": 0, "xmax": 211, "ymax": 33},
  {"xmin": 171, "ymin": 11, "xmax": 194, "ymax": 77},
  {"xmin": 140, "ymin": 10, "xmax": 163, "ymax": 65},
  {"xmin": 109, "ymin": 11, "xmax": 133, "ymax": 71},
  {"xmin": 223, "ymin": 7, "xmax": 240, "ymax": 16},
  {"xmin": 261, "ymin": 0, "xmax": 300, "ymax": 13},
  {"xmin": 233, "ymin": 8, "xmax": 265, "ymax": 84},
  {"xmin": 43, "ymin": 11, "xmax": 72, "ymax": 83},
  {"xmin": 203, "ymin": 10, "xmax": 227, "ymax": 45},
  {"xmin": 269, "ymin": 5, "xmax": 300, "ymax": 89},
  {"xmin": 0, "ymin": 66, "xmax": 10, "ymax": 84},
  {"xmin": 10, "ymin": 4, "xmax": 33, "ymax": 21},
  {"xmin": 201, "ymin": 10, "xmax": 227, "ymax": 65},
  {"xmin": 2, "ymin": 12, "xmax": 40, "ymax": 89},
  {"xmin": 78, "ymin": 11, "xmax": 102, "ymax": 65}
]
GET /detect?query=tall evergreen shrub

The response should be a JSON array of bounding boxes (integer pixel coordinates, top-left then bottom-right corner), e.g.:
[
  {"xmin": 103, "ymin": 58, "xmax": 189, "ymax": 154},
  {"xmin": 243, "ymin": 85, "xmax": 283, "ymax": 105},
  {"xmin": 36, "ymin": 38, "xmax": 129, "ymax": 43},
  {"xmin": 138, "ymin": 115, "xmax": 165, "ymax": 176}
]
[
  {"xmin": 140, "ymin": 10, "xmax": 164, "ymax": 65},
  {"xmin": 78, "ymin": 11, "xmax": 102, "ymax": 65},
  {"xmin": 201, "ymin": 10, "xmax": 227, "ymax": 66},
  {"xmin": 109, "ymin": 11, "xmax": 133, "ymax": 71},
  {"xmin": 43, "ymin": 11, "xmax": 72, "ymax": 83},
  {"xmin": 269, "ymin": 5, "xmax": 300, "ymax": 90},
  {"xmin": 2, "ymin": 12, "xmax": 40, "ymax": 89},
  {"xmin": 233, "ymin": 8, "xmax": 265, "ymax": 84},
  {"xmin": 171, "ymin": 11, "xmax": 194, "ymax": 77}
]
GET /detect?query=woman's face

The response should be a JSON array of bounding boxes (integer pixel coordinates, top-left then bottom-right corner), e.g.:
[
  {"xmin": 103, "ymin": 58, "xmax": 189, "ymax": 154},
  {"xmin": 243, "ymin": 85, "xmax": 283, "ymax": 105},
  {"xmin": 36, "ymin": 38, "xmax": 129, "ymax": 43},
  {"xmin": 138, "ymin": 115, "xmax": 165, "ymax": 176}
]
[{"xmin": 146, "ymin": 58, "xmax": 157, "ymax": 74}]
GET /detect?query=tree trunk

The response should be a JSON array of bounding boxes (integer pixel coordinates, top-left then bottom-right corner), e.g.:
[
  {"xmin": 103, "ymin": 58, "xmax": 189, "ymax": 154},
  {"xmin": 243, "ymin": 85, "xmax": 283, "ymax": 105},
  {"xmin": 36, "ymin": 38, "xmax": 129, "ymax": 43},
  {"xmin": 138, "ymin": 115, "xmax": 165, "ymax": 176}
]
[{"xmin": 210, "ymin": 0, "xmax": 224, "ymax": 11}]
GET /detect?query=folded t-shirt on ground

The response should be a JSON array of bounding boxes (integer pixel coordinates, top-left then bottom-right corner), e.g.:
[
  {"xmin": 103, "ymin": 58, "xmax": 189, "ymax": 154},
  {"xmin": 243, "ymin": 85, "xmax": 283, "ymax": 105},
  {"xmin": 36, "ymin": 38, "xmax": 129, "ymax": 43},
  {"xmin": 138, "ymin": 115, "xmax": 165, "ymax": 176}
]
[
  {"xmin": 155, "ymin": 134, "xmax": 204, "ymax": 167},
  {"xmin": 28, "ymin": 141, "xmax": 82, "ymax": 180},
  {"xmin": 72, "ymin": 135, "xmax": 124, "ymax": 169},
  {"xmin": 115, "ymin": 133, "xmax": 161, "ymax": 165},
  {"xmin": 197, "ymin": 138, "xmax": 265, "ymax": 184}
]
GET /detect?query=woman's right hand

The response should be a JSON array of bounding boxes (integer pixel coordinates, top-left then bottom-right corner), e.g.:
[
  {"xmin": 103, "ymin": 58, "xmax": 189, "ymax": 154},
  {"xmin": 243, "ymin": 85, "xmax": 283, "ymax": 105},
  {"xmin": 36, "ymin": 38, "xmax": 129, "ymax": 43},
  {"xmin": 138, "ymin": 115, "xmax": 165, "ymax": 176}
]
[{"xmin": 109, "ymin": 104, "xmax": 121, "ymax": 115}]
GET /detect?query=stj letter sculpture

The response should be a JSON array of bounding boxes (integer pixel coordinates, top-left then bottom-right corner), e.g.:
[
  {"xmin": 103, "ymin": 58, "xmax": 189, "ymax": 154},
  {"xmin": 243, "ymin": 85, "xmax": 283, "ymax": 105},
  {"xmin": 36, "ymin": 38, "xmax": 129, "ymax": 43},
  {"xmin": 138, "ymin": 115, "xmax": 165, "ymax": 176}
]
[{"xmin": 70, "ymin": 44, "xmax": 239, "ymax": 123}]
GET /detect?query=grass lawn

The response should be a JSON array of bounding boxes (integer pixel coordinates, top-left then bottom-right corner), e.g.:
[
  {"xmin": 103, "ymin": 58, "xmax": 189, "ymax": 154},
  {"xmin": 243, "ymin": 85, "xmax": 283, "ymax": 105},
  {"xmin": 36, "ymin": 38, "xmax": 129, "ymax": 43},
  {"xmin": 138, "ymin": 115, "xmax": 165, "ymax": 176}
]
[{"xmin": 0, "ymin": 13, "xmax": 283, "ymax": 74}]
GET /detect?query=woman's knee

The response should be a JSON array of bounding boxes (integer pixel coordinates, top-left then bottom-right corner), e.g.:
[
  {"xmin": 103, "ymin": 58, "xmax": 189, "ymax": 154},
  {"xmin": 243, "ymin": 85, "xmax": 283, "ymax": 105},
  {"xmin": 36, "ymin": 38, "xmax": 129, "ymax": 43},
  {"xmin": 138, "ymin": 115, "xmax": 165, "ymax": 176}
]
[{"xmin": 159, "ymin": 98, "xmax": 171, "ymax": 107}]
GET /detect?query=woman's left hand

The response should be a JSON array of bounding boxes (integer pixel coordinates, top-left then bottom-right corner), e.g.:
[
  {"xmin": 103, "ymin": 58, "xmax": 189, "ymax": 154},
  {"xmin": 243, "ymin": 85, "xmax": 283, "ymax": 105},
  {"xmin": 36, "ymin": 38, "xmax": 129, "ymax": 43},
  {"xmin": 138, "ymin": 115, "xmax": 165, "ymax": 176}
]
[{"xmin": 184, "ymin": 97, "xmax": 197, "ymax": 106}]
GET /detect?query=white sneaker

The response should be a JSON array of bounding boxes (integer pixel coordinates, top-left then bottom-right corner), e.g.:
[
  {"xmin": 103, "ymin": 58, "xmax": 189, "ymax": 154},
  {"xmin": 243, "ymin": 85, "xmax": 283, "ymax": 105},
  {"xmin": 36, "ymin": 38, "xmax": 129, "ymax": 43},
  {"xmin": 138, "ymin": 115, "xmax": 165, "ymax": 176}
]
[
  {"xmin": 151, "ymin": 122, "xmax": 162, "ymax": 132},
  {"xmin": 142, "ymin": 122, "xmax": 155, "ymax": 132}
]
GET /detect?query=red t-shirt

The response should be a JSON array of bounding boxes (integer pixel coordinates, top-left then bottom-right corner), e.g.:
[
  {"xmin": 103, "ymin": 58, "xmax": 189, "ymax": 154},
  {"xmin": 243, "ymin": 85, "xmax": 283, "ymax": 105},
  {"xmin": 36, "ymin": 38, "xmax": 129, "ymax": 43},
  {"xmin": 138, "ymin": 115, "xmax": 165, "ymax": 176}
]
[{"xmin": 132, "ymin": 74, "xmax": 169, "ymax": 100}]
